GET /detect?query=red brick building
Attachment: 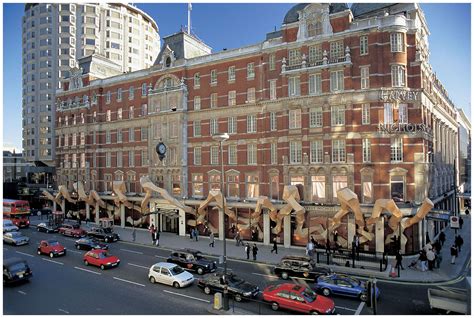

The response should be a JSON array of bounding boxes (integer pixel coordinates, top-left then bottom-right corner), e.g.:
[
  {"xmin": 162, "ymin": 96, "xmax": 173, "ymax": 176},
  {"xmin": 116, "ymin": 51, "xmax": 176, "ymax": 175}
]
[{"xmin": 55, "ymin": 3, "xmax": 458, "ymax": 253}]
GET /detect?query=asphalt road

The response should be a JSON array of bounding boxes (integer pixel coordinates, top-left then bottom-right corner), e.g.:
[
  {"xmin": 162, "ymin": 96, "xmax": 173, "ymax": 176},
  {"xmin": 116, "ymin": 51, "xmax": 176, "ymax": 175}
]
[{"xmin": 3, "ymin": 227, "xmax": 468, "ymax": 315}]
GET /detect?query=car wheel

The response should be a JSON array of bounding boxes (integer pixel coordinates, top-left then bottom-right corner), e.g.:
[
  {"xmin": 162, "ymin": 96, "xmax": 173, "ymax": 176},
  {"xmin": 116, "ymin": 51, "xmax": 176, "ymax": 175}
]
[
  {"xmin": 49, "ymin": 252, "xmax": 54, "ymax": 258},
  {"xmin": 322, "ymin": 288, "xmax": 331, "ymax": 296},
  {"xmin": 173, "ymin": 282, "xmax": 180, "ymax": 288},
  {"xmin": 204, "ymin": 286, "xmax": 211, "ymax": 295},
  {"xmin": 149, "ymin": 276, "xmax": 156, "ymax": 284},
  {"xmin": 310, "ymin": 311, "xmax": 320, "ymax": 315},
  {"xmin": 37, "ymin": 250, "xmax": 41, "ymax": 255},
  {"xmin": 197, "ymin": 267, "xmax": 204, "ymax": 275},
  {"xmin": 271, "ymin": 302, "xmax": 279, "ymax": 311},
  {"xmin": 76, "ymin": 244, "xmax": 81, "ymax": 250},
  {"xmin": 84, "ymin": 260, "xmax": 89, "ymax": 266},
  {"xmin": 234, "ymin": 294, "xmax": 242, "ymax": 302},
  {"xmin": 100, "ymin": 265, "xmax": 105, "ymax": 270},
  {"xmin": 360, "ymin": 293, "xmax": 368, "ymax": 302},
  {"xmin": 281, "ymin": 272, "xmax": 289, "ymax": 280}
]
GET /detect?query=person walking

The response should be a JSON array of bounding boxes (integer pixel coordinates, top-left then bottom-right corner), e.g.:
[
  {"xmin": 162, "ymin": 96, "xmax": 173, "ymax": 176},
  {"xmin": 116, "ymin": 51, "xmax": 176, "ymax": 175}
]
[
  {"xmin": 252, "ymin": 244, "xmax": 258, "ymax": 261},
  {"xmin": 395, "ymin": 250, "xmax": 404, "ymax": 270},
  {"xmin": 245, "ymin": 243, "xmax": 250, "ymax": 260},
  {"xmin": 450, "ymin": 244, "xmax": 458, "ymax": 264},
  {"xmin": 270, "ymin": 237, "xmax": 278, "ymax": 254},
  {"xmin": 426, "ymin": 248, "xmax": 435, "ymax": 271},
  {"xmin": 306, "ymin": 240, "xmax": 314, "ymax": 257},
  {"xmin": 434, "ymin": 247, "xmax": 443, "ymax": 269},
  {"xmin": 432, "ymin": 240, "xmax": 441, "ymax": 254},
  {"xmin": 439, "ymin": 231, "xmax": 446, "ymax": 247},
  {"xmin": 209, "ymin": 232, "xmax": 215, "ymax": 247},
  {"xmin": 354, "ymin": 235, "xmax": 360, "ymax": 260},
  {"xmin": 155, "ymin": 230, "xmax": 160, "ymax": 246},
  {"xmin": 149, "ymin": 224, "xmax": 156, "ymax": 245},
  {"xmin": 189, "ymin": 228, "xmax": 194, "ymax": 240},
  {"xmin": 194, "ymin": 228, "xmax": 199, "ymax": 242},
  {"xmin": 419, "ymin": 250, "xmax": 428, "ymax": 271},
  {"xmin": 459, "ymin": 217, "xmax": 464, "ymax": 230},
  {"xmin": 455, "ymin": 235, "xmax": 464, "ymax": 252},
  {"xmin": 235, "ymin": 231, "xmax": 241, "ymax": 246}
]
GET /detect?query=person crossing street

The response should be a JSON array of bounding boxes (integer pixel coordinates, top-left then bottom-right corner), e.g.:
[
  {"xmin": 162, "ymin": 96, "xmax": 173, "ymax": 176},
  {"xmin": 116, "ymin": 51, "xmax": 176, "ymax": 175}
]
[{"xmin": 270, "ymin": 237, "xmax": 278, "ymax": 254}]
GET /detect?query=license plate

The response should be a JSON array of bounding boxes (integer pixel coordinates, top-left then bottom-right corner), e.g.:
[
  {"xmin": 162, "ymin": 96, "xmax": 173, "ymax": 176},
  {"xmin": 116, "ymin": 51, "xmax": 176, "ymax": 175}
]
[
  {"xmin": 18, "ymin": 274, "xmax": 23, "ymax": 278},
  {"xmin": 111, "ymin": 263, "xmax": 117, "ymax": 266}
]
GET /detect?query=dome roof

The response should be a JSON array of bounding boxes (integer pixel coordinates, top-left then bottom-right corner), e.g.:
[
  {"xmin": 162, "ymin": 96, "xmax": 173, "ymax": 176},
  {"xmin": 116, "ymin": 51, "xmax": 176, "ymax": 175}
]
[
  {"xmin": 350, "ymin": 3, "xmax": 396, "ymax": 18},
  {"xmin": 283, "ymin": 3, "xmax": 349, "ymax": 25}
]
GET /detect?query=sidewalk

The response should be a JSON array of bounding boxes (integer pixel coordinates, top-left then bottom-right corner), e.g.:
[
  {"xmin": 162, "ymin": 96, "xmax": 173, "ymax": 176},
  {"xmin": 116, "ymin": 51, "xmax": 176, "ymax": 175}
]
[{"xmin": 29, "ymin": 215, "xmax": 470, "ymax": 283}]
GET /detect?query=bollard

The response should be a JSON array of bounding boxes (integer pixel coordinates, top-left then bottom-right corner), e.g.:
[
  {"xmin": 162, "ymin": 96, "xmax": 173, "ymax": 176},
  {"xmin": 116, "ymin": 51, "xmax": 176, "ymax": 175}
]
[
  {"xmin": 316, "ymin": 251, "xmax": 320, "ymax": 263},
  {"xmin": 213, "ymin": 293, "xmax": 223, "ymax": 310}
]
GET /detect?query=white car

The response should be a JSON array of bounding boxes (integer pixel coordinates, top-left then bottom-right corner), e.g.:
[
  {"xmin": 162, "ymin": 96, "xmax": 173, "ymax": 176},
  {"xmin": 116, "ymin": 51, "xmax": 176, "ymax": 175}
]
[
  {"xmin": 148, "ymin": 262, "xmax": 194, "ymax": 288},
  {"xmin": 3, "ymin": 220, "xmax": 19, "ymax": 233},
  {"xmin": 3, "ymin": 231, "xmax": 29, "ymax": 246}
]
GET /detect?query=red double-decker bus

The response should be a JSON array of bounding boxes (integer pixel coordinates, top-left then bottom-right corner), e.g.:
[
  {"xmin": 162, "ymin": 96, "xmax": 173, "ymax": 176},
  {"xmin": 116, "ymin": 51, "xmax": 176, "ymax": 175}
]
[{"xmin": 3, "ymin": 199, "xmax": 30, "ymax": 228}]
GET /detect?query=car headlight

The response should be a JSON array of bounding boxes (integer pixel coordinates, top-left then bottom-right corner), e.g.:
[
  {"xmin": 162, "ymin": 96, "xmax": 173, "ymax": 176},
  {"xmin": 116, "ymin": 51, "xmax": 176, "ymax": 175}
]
[
  {"xmin": 243, "ymin": 292, "xmax": 252, "ymax": 297},
  {"xmin": 326, "ymin": 308, "xmax": 333, "ymax": 313},
  {"xmin": 107, "ymin": 262, "xmax": 111, "ymax": 265}
]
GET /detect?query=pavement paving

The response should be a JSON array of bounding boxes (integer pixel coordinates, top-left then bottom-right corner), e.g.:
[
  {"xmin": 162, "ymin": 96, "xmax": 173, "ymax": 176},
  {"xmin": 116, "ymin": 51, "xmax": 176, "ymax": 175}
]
[{"xmin": 29, "ymin": 214, "xmax": 470, "ymax": 283}]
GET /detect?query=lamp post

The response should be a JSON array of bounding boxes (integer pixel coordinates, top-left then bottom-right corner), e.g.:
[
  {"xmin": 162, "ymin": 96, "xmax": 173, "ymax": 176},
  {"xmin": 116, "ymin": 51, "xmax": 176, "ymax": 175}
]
[{"xmin": 212, "ymin": 132, "xmax": 229, "ymax": 311}]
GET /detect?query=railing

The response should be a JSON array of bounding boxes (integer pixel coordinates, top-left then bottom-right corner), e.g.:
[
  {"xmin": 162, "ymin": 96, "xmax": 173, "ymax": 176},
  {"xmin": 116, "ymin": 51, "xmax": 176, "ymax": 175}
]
[{"xmin": 314, "ymin": 248, "xmax": 388, "ymax": 272}]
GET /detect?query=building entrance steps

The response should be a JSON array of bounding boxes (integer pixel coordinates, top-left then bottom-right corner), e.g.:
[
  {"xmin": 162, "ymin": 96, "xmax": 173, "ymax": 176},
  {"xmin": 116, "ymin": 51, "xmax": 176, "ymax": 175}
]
[{"xmin": 28, "ymin": 215, "xmax": 470, "ymax": 283}]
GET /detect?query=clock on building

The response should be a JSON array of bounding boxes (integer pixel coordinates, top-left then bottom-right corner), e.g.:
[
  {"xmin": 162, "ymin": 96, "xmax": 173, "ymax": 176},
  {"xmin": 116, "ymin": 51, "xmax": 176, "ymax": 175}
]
[{"xmin": 156, "ymin": 142, "xmax": 167, "ymax": 161}]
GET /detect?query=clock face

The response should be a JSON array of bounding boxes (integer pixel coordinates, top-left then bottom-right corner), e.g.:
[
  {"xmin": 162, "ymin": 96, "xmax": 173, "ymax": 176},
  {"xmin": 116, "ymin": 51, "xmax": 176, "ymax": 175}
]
[{"xmin": 157, "ymin": 142, "xmax": 167, "ymax": 155}]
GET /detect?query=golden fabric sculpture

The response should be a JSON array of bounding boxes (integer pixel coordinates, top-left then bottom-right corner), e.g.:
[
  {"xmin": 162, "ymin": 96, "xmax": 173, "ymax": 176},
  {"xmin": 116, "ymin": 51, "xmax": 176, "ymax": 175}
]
[
  {"xmin": 42, "ymin": 185, "xmax": 77, "ymax": 210},
  {"xmin": 196, "ymin": 190, "xmax": 235, "ymax": 233},
  {"xmin": 72, "ymin": 181, "xmax": 107, "ymax": 220},
  {"xmin": 140, "ymin": 176, "xmax": 192, "ymax": 214}
]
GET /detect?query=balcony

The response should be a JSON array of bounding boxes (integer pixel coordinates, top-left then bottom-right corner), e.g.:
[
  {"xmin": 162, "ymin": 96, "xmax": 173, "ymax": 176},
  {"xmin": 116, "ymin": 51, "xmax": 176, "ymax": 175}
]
[{"xmin": 282, "ymin": 47, "xmax": 352, "ymax": 75}]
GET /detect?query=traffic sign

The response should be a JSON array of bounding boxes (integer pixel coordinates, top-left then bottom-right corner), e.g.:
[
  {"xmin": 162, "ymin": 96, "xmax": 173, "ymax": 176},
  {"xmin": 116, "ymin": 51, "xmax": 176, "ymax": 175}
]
[{"xmin": 450, "ymin": 216, "xmax": 460, "ymax": 229}]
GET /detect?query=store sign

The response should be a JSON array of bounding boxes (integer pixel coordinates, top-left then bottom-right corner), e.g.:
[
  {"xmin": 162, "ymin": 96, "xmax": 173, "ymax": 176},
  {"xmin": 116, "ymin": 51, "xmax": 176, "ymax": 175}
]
[
  {"xmin": 378, "ymin": 123, "xmax": 432, "ymax": 135},
  {"xmin": 450, "ymin": 216, "xmax": 460, "ymax": 229},
  {"xmin": 380, "ymin": 89, "xmax": 419, "ymax": 102}
]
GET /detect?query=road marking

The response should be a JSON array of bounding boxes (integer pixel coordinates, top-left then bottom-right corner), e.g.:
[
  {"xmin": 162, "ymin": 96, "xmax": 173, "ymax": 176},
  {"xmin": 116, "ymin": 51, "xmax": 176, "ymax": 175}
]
[
  {"xmin": 113, "ymin": 277, "xmax": 146, "ymax": 287},
  {"xmin": 355, "ymin": 301, "xmax": 365, "ymax": 315},
  {"xmin": 251, "ymin": 273, "xmax": 279, "ymax": 279},
  {"xmin": 64, "ymin": 238, "xmax": 76, "ymax": 242},
  {"xmin": 154, "ymin": 255, "xmax": 167, "ymax": 259},
  {"xmin": 74, "ymin": 266, "xmax": 102, "ymax": 275},
  {"xmin": 120, "ymin": 248, "xmax": 143, "ymax": 254},
  {"xmin": 128, "ymin": 263, "xmax": 149, "ymax": 270},
  {"xmin": 3, "ymin": 248, "xmax": 8, "ymax": 251},
  {"xmin": 42, "ymin": 258, "xmax": 64, "ymax": 265},
  {"xmin": 15, "ymin": 251, "xmax": 34, "ymax": 258},
  {"xmin": 335, "ymin": 305, "xmax": 357, "ymax": 312},
  {"xmin": 18, "ymin": 291, "xmax": 27, "ymax": 295},
  {"xmin": 163, "ymin": 290, "xmax": 210, "ymax": 303},
  {"xmin": 58, "ymin": 309, "xmax": 69, "ymax": 314},
  {"xmin": 67, "ymin": 250, "xmax": 82, "ymax": 254}
]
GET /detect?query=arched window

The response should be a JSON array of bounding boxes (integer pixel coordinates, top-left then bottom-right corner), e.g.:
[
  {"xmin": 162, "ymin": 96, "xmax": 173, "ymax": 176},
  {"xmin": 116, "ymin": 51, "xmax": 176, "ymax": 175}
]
[{"xmin": 307, "ymin": 20, "xmax": 322, "ymax": 37}]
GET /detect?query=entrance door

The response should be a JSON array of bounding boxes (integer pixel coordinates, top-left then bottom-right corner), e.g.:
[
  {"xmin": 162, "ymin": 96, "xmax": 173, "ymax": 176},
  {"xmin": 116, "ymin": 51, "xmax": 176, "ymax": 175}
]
[{"xmin": 162, "ymin": 213, "xmax": 178, "ymax": 234}]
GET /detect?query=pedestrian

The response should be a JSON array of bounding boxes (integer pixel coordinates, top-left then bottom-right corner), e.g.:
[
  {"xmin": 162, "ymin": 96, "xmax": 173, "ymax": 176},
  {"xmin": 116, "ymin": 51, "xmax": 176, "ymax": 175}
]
[
  {"xmin": 459, "ymin": 217, "xmax": 464, "ymax": 230},
  {"xmin": 194, "ymin": 228, "xmax": 199, "ymax": 241},
  {"xmin": 455, "ymin": 235, "xmax": 462, "ymax": 252},
  {"xmin": 155, "ymin": 230, "xmax": 160, "ymax": 246},
  {"xmin": 432, "ymin": 240, "xmax": 441, "ymax": 253},
  {"xmin": 434, "ymin": 248, "xmax": 443, "ymax": 269},
  {"xmin": 189, "ymin": 228, "xmax": 194, "ymax": 240},
  {"xmin": 354, "ymin": 235, "xmax": 360, "ymax": 259},
  {"xmin": 426, "ymin": 248, "xmax": 435, "ymax": 270},
  {"xmin": 245, "ymin": 243, "xmax": 250, "ymax": 260},
  {"xmin": 419, "ymin": 250, "xmax": 428, "ymax": 271},
  {"xmin": 424, "ymin": 241, "xmax": 432, "ymax": 253},
  {"xmin": 333, "ymin": 230, "xmax": 338, "ymax": 245},
  {"xmin": 306, "ymin": 240, "xmax": 314, "ymax": 257},
  {"xmin": 439, "ymin": 231, "xmax": 446, "ymax": 247},
  {"xmin": 132, "ymin": 227, "xmax": 136, "ymax": 242},
  {"xmin": 450, "ymin": 244, "xmax": 458, "ymax": 264},
  {"xmin": 149, "ymin": 224, "xmax": 156, "ymax": 244},
  {"xmin": 231, "ymin": 224, "xmax": 236, "ymax": 234},
  {"xmin": 395, "ymin": 250, "xmax": 404, "ymax": 270},
  {"xmin": 271, "ymin": 237, "xmax": 278, "ymax": 254},
  {"xmin": 209, "ymin": 232, "xmax": 215, "ymax": 247},
  {"xmin": 252, "ymin": 244, "xmax": 258, "ymax": 261},
  {"xmin": 235, "ymin": 230, "xmax": 241, "ymax": 246}
]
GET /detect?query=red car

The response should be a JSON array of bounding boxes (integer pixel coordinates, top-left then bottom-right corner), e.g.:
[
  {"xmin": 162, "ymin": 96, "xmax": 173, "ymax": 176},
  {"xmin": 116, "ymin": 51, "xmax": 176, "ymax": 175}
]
[
  {"xmin": 59, "ymin": 223, "xmax": 86, "ymax": 238},
  {"xmin": 83, "ymin": 249, "xmax": 120, "ymax": 270},
  {"xmin": 37, "ymin": 240, "xmax": 67, "ymax": 258},
  {"xmin": 262, "ymin": 283, "xmax": 335, "ymax": 315}
]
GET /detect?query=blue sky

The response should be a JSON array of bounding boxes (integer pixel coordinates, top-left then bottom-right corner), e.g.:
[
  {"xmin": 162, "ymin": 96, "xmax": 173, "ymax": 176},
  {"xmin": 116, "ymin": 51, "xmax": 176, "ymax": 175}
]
[{"xmin": 3, "ymin": 3, "xmax": 471, "ymax": 151}]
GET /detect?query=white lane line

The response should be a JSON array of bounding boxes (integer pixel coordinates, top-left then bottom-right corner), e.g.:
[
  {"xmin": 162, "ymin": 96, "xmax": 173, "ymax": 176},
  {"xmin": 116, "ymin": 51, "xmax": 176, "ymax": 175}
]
[
  {"xmin": 15, "ymin": 251, "xmax": 34, "ymax": 258},
  {"xmin": 67, "ymin": 250, "xmax": 82, "ymax": 254},
  {"xmin": 42, "ymin": 258, "xmax": 64, "ymax": 265},
  {"xmin": 18, "ymin": 291, "xmax": 27, "ymax": 295},
  {"xmin": 74, "ymin": 266, "xmax": 102, "ymax": 275},
  {"xmin": 154, "ymin": 255, "xmax": 167, "ymax": 259},
  {"xmin": 335, "ymin": 305, "xmax": 357, "ymax": 312},
  {"xmin": 113, "ymin": 277, "xmax": 146, "ymax": 287},
  {"xmin": 252, "ymin": 273, "xmax": 279, "ymax": 279},
  {"xmin": 58, "ymin": 308, "xmax": 69, "ymax": 314},
  {"xmin": 355, "ymin": 301, "xmax": 365, "ymax": 315},
  {"xmin": 120, "ymin": 248, "xmax": 143, "ymax": 254},
  {"xmin": 163, "ymin": 290, "xmax": 210, "ymax": 303},
  {"xmin": 128, "ymin": 263, "xmax": 149, "ymax": 270}
]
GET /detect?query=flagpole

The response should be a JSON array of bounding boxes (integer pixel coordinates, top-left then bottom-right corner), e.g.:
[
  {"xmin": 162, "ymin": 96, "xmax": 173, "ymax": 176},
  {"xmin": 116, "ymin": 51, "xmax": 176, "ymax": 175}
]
[{"xmin": 187, "ymin": 3, "xmax": 192, "ymax": 35}]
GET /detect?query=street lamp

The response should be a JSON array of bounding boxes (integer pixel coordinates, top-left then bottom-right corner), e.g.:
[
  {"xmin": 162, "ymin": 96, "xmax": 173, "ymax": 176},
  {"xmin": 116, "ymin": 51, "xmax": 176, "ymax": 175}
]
[{"xmin": 212, "ymin": 132, "xmax": 229, "ymax": 310}]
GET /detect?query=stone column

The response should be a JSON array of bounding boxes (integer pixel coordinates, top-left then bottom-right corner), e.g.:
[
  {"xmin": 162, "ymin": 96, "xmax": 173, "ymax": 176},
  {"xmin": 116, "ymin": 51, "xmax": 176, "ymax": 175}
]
[
  {"xmin": 179, "ymin": 209, "xmax": 186, "ymax": 236},
  {"xmin": 85, "ymin": 203, "xmax": 90, "ymax": 221},
  {"xmin": 95, "ymin": 204, "xmax": 100, "ymax": 224},
  {"xmin": 375, "ymin": 217, "xmax": 385, "ymax": 254},
  {"xmin": 53, "ymin": 201, "xmax": 57, "ymax": 212},
  {"xmin": 263, "ymin": 212, "xmax": 270, "ymax": 245},
  {"xmin": 120, "ymin": 205, "xmax": 125, "ymax": 228},
  {"xmin": 347, "ymin": 215, "xmax": 356, "ymax": 248},
  {"xmin": 283, "ymin": 215, "xmax": 291, "ymax": 248}
]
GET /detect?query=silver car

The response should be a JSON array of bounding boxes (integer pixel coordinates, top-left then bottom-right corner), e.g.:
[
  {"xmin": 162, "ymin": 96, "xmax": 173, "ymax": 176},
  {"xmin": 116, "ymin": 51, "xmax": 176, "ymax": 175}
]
[
  {"xmin": 3, "ymin": 231, "xmax": 30, "ymax": 246},
  {"xmin": 148, "ymin": 262, "xmax": 194, "ymax": 288},
  {"xmin": 3, "ymin": 220, "xmax": 19, "ymax": 233}
]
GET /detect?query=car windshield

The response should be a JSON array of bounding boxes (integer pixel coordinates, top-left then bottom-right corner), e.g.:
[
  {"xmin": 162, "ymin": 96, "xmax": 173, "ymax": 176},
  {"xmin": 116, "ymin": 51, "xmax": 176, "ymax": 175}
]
[
  {"xmin": 10, "ymin": 232, "xmax": 23, "ymax": 238},
  {"xmin": 103, "ymin": 228, "xmax": 113, "ymax": 233},
  {"xmin": 8, "ymin": 262, "xmax": 27, "ymax": 272},
  {"xmin": 194, "ymin": 253, "xmax": 204, "ymax": 260},
  {"xmin": 302, "ymin": 288, "xmax": 317, "ymax": 303},
  {"xmin": 170, "ymin": 266, "xmax": 185, "ymax": 275},
  {"xmin": 48, "ymin": 241, "xmax": 59, "ymax": 246},
  {"xmin": 344, "ymin": 277, "xmax": 360, "ymax": 286},
  {"xmin": 98, "ymin": 252, "xmax": 109, "ymax": 259},
  {"xmin": 227, "ymin": 275, "xmax": 244, "ymax": 285}
]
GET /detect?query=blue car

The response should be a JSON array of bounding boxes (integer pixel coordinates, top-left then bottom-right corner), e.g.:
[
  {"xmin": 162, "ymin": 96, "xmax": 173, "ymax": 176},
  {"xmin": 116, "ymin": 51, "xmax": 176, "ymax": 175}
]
[{"xmin": 314, "ymin": 274, "xmax": 380, "ymax": 301}]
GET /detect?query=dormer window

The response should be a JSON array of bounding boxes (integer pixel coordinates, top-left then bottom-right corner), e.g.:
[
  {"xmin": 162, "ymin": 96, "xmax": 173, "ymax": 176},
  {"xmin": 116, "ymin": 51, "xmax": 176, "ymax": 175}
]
[
  {"xmin": 165, "ymin": 56, "xmax": 171, "ymax": 67},
  {"xmin": 307, "ymin": 21, "xmax": 322, "ymax": 37}
]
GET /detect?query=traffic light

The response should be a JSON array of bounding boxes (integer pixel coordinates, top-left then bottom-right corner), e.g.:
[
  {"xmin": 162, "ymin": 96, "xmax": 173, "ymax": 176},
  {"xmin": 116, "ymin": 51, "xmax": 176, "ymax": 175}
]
[{"xmin": 365, "ymin": 281, "xmax": 373, "ymax": 307}]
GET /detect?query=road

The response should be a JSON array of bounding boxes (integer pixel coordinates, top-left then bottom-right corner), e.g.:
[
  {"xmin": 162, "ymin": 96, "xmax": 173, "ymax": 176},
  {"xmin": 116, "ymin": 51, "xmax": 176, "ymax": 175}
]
[{"xmin": 3, "ymin": 227, "xmax": 468, "ymax": 315}]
